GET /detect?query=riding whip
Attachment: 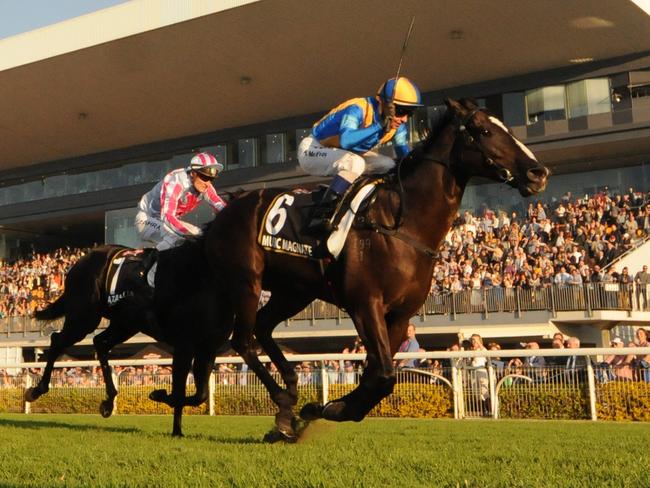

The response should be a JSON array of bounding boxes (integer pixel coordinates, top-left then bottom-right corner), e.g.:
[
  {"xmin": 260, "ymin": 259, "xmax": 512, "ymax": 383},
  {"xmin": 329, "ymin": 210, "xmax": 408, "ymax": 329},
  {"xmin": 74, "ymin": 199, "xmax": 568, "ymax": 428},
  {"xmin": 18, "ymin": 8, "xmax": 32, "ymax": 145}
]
[{"xmin": 391, "ymin": 15, "xmax": 416, "ymax": 102}]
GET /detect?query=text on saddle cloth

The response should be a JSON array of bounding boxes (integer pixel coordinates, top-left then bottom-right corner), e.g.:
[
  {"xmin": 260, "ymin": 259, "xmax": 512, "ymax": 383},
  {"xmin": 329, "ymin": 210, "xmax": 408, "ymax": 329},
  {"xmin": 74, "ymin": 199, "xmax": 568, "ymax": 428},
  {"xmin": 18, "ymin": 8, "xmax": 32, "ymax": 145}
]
[
  {"xmin": 258, "ymin": 190, "xmax": 320, "ymax": 258},
  {"xmin": 105, "ymin": 249, "xmax": 149, "ymax": 306},
  {"xmin": 257, "ymin": 184, "xmax": 379, "ymax": 260}
]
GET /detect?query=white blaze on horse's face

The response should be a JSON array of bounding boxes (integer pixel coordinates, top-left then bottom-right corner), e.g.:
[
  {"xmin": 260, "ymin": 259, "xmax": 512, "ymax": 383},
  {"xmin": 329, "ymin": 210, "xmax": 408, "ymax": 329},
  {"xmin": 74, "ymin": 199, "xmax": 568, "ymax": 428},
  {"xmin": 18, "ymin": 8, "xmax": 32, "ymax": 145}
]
[{"xmin": 488, "ymin": 116, "xmax": 538, "ymax": 162}]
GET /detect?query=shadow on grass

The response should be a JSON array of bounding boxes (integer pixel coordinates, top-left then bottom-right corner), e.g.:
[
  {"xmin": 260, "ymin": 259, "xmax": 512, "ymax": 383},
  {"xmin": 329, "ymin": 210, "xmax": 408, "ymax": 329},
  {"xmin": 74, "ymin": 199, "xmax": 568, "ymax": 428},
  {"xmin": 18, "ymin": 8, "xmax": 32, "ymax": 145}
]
[
  {"xmin": 0, "ymin": 418, "xmax": 140, "ymax": 434},
  {"xmin": 185, "ymin": 433, "xmax": 266, "ymax": 445}
]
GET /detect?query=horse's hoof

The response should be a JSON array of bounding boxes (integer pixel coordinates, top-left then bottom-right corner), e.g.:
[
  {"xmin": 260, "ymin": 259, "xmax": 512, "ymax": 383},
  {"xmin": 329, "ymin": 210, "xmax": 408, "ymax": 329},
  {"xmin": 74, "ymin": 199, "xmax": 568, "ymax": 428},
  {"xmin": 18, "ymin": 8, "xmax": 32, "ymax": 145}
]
[
  {"xmin": 291, "ymin": 415, "xmax": 311, "ymax": 436},
  {"xmin": 263, "ymin": 427, "xmax": 297, "ymax": 444},
  {"xmin": 149, "ymin": 389, "xmax": 168, "ymax": 403},
  {"xmin": 321, "ymin": 401, "xmax": 346, "ymax": 421},
  {"xmin": 24, "ymin": 387, "xmax": 39, "ymax": 403},
  {"xmin": 299, "ymin": 402, "xmax": 324, "ymax": 421},
  {"xmin": 99, "ymin": 401, "xmax": 114, "ymax": 418},
  {"xmin": 171, "ymin": 431, "xmax": 184, "ymax": 438}
]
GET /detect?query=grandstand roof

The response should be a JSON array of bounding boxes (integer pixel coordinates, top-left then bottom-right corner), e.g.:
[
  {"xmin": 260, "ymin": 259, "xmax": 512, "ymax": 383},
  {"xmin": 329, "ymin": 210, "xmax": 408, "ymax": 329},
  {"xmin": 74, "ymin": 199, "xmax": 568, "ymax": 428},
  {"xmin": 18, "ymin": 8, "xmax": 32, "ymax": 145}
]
[{"xmin": 1, "ymin": 0, "xmax": 650, "ymax": 172}]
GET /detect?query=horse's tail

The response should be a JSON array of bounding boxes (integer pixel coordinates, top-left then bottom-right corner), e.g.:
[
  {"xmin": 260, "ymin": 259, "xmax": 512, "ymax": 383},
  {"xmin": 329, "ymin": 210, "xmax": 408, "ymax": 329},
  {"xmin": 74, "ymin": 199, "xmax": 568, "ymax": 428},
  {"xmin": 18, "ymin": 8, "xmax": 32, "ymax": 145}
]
[{"xmin": 34, "ymin": 294, "xmax": 66, "ymax": 321}]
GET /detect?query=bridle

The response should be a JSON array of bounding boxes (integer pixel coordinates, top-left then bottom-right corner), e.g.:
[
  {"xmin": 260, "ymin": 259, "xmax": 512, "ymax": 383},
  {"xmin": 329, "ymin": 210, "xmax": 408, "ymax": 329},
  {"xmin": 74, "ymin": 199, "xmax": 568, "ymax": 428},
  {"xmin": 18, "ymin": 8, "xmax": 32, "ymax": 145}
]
[
  {"xmin": 362, "ymin": 106, "xmax": 518, "ymax": 259},
  {"xmin": 457, "ymin": 108, "xmax": 514, "ymax": 184}
]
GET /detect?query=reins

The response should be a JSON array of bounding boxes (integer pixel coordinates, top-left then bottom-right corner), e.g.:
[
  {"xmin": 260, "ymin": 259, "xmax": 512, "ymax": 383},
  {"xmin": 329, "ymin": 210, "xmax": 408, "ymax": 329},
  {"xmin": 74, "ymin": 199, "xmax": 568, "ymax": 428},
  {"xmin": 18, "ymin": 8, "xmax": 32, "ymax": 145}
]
[{"xmin": 360, "ymin": 107, "xmax": 499, "ymax": 260}]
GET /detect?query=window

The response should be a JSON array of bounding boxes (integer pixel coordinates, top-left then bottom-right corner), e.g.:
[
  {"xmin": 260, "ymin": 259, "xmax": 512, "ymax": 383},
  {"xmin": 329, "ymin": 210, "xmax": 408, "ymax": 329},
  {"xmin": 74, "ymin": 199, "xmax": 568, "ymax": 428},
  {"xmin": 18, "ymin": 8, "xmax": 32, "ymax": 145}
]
[
  {"xmin": 263, "ymin": 133, "xmax": 285, "ymax": 164},
  {"xmin": 631, "ymin": 84, "xmax": 650, "ymax": 99},
  {"xmin": 525, "ymin": 86, "xmax": 566, "ymax": 124},
  {"xmin": 235, "ymin": 138, "xmax": 257, "ymax": 168},
  {"xmin": 567, "ymin": 78, "xmax": 611, "ymax": 118},
  {"xmin": 503, "ymin": 93, "xmax": 526, "ymax": 127}
]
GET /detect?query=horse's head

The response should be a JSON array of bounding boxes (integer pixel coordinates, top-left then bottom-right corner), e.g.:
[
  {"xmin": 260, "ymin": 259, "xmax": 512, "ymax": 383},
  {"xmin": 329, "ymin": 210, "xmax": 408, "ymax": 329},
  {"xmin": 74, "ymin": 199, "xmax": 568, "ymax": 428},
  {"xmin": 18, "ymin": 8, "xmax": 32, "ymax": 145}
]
[{"xmin": 445, "ymin": 98, "xmax": 549, "ymax": 196}]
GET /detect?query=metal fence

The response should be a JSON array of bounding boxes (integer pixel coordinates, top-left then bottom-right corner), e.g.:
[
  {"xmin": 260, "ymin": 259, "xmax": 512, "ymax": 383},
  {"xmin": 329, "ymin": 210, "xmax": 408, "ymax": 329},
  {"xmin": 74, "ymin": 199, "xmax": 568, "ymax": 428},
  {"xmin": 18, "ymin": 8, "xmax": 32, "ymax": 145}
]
[
  {"xmin": 1, "ymin": 348, "xmax": 649, "ymax": 421},
  {"xmin": 3, "ymin": 282, "xmax": 647, "ymax": 337}
]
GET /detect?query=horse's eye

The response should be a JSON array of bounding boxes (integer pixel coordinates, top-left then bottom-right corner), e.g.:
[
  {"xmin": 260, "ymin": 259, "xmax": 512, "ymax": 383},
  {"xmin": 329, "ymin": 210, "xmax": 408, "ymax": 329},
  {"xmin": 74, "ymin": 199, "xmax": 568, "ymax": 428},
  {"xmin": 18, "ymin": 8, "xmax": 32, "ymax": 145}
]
[{"xmin": 481, "ymin": 129, "xmax": 491, "ymax": 137}]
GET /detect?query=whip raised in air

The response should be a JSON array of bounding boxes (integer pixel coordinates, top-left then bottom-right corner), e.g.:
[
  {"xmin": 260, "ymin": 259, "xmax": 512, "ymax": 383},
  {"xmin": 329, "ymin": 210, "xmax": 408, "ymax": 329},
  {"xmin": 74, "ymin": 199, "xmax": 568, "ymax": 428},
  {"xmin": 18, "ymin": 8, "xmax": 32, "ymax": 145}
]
[{"xmin": 391, "ymin": 15, "xmax": 416, "ymax": 102}]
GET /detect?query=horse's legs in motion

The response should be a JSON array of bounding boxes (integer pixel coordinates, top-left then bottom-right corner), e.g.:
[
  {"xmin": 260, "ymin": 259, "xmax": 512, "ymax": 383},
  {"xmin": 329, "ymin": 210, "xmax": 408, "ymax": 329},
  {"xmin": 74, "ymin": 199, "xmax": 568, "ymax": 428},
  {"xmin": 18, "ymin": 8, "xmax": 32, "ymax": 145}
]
[
  {"xmin": 230, "ymin": 282, "xmax": 302, "ymax": 441},
  {"xmin": 148, "ymin": 344, "xmax": 193, "ymax": 437},
  {"xmin": 302, "ymin": 306, "xmax": 405, "ymax": 422},
  {"xmin": 253, "ymin": 289, "xmax": 315, "ymax": 440},
  {"xmin": 93, "ymin": 322, "xmax": 138, "ymax": 417},
  {"xmin": 25, "ymin": 314, "xmax": 100, "ymax": 402}
]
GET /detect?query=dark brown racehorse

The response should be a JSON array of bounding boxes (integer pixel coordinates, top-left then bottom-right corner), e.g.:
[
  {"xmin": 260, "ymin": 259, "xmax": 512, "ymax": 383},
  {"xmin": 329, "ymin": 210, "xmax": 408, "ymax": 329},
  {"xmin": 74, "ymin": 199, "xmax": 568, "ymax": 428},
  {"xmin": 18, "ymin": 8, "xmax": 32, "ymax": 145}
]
[
  {"xmin": 28, "ymin": 242, "xmax": 231, "ymax": 436},
  {"xmin": 203, "ymin": 98, "xmax": 549, "ymax": 441}
]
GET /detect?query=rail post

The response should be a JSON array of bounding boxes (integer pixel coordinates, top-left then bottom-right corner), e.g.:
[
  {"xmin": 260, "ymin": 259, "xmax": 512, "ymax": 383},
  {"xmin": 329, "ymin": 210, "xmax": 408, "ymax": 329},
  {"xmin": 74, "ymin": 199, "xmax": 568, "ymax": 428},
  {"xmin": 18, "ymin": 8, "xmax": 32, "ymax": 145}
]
[
  {"xmin": 483, "ymin": 288, "xmax": 488, "ymax": 319},
  {"xmin": 515, "ymin": 287, "xmax": 521, "ymax": 318},
  {"xmin": 550, "ymin": 285, "xmax": 557, "ymax": 317},
  {"xmin": 585, "ymin": 283, "xmax": 592, "ymax": 317},
  {"xmin": 23, "ymin": 373, "xmax": 31, "ymax": 414},
  {"xmin": 208, "ymin": 370, "xmax": 216, "ymax": 416},
  {"xmin": 586, "ymin": 359, "xmax": 597, "ymax": 421},
  {"xmin": 451, "ymin": 292, "xmax": 457, "ymax": 321},
  {"xmin": 451, "ymin": 362, "xmax": 462, "ymax": 419},
  {"xmin": 111, "ymin": 369, "xmax": 119, "ymax": 415},
  {"xmin": 321, "ymin": 361, "xmax": 329, "ymax": 405},
  {"xmin": 487, "ymin": 361, "xmax": 497, "ymax": 419}
]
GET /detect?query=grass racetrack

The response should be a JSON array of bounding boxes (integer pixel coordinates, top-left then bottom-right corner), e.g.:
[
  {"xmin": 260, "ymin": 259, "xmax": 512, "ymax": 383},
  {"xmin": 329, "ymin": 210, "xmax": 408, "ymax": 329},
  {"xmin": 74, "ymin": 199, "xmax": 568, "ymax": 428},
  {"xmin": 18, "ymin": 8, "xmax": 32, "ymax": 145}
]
[{"xmin": 0, "ymin": 414, "xmax": 648, "ymax": 487}]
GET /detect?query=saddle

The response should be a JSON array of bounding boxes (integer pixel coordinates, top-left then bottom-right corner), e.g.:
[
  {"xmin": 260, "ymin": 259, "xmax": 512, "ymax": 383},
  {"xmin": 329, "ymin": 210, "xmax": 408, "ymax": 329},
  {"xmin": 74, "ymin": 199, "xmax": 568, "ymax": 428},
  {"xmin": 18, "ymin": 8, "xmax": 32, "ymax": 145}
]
[
  {"xmin": 258, "ymin": 175, "xmax": 385, "ymax": 260},
  {"xmin": 105, "ymin": 248, "xmax": 156, "ymax": 307}
]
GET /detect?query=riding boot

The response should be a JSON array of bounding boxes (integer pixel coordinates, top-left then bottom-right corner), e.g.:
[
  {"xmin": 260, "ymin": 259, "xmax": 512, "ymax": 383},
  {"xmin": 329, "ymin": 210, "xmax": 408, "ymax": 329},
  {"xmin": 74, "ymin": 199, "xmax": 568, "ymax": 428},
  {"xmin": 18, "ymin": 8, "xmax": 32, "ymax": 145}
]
[{"xmin": 304, "ymin": 174, "xmax": 352, "ymax": 236}]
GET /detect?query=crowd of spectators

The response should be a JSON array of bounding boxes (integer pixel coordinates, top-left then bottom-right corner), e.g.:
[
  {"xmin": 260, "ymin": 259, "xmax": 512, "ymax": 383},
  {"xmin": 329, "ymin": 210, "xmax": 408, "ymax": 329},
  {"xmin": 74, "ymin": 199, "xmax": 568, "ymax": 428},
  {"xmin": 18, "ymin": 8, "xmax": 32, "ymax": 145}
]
[
  {"xmin": 430, "ymin": 187, "xmax": 650, "ymax": 297},
  {"xmin": 1, "ymin": 187, "xmax": 650, "ymax": 321},
  {"xmin": 0, "ymin": 247, "xmax": 86, "ymax": 319}
]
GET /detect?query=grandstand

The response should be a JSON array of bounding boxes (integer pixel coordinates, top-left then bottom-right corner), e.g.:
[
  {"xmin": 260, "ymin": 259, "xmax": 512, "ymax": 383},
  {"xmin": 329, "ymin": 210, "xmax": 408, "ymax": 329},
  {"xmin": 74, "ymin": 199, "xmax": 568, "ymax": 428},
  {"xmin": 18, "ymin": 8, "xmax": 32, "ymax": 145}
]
[{"xmin": 2, "ymin": 1, "xmax": 650, "ymax": 364}]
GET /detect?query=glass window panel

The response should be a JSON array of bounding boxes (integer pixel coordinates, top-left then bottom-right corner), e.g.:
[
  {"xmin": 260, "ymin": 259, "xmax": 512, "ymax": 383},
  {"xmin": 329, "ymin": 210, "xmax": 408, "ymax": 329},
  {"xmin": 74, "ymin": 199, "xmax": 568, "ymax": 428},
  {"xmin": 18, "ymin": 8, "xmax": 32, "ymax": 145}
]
[
  {"xmin": 525, "ymin": 86, "xmax": 566, "ymax": 123},
  {"xmin": 503, "ymin": 92, "xmax": 526, "ymax": 127},
  {"xmin": 264, "ymin": 133, "xmax": 285, "ymax": 164},
  {"xmin": 236, "ymin": 138, "xmax": 257, "ymax": 168},
  {"xmin": 586, "ymin": 78, "xmax": 611, "ymax": 115},
  {"xmin": 567, "ymin": 79, "xmax": 610, "ymax": 118}
]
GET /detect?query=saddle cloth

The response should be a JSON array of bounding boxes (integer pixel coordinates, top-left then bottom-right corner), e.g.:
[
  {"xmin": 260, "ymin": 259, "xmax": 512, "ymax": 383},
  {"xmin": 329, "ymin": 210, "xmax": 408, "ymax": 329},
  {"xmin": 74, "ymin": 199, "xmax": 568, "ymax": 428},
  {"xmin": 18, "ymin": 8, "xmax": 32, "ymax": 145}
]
[
  {"xmin": 105, "ymin": 249, "xmax": 150, "ymax": 307},
  {"xmin": 257, "ymin": 183, "xmax": 379, "ymax": 260}
]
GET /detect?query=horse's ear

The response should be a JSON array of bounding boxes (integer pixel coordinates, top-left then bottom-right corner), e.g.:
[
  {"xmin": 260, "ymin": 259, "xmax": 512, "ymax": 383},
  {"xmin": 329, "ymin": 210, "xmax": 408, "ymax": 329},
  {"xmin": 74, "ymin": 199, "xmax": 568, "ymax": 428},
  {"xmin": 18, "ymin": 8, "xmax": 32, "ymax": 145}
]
[
  {"xmin": 460, "ymin": 97, "xmax": 479, "ymax": 109},
  {"xmin": 445, "ymin": 98, "xmax": 469, "ymax": 117}
]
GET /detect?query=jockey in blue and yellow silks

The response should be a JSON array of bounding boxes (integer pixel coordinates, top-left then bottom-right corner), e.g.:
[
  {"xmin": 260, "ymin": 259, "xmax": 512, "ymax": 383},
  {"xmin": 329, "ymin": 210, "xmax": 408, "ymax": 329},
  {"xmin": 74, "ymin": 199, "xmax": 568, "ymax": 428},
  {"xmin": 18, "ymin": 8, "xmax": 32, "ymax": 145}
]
[{"xmin": 298, "ymin": 77, "xmax": 422, "ymax": 234}]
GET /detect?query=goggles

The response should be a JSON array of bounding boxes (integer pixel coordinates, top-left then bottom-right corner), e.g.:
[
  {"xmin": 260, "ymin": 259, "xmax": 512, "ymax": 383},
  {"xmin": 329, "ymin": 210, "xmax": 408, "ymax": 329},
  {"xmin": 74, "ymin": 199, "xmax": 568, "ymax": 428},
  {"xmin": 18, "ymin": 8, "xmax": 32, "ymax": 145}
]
[{"xmin": 395, "ymin": 104, "xmax": 416, "ymax": 117}]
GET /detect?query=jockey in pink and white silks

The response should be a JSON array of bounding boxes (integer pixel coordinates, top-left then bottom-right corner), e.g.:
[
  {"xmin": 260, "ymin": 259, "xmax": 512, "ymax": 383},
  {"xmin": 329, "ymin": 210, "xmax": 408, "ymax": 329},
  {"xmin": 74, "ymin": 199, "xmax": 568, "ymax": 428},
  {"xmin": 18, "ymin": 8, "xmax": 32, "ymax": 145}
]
[
  {"xmin": 298, "ymin": 77, "xmax": 423, "ymax": 233},
  {"xmin": 135, "ymin": 152, "xmax": 226, "ymax": 251}
]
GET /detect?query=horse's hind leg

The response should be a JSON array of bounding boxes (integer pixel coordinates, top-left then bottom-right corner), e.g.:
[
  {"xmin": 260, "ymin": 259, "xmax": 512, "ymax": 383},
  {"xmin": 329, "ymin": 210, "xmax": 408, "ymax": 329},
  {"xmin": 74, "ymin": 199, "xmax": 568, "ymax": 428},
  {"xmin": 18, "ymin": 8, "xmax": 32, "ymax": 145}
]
[
  {"xmin": 93, "ymin": 322, "xmax": 138, "ymax": 417},
  {"xmin": 25, "ymin": 315, "xmax": 100, "ymax": 402}
]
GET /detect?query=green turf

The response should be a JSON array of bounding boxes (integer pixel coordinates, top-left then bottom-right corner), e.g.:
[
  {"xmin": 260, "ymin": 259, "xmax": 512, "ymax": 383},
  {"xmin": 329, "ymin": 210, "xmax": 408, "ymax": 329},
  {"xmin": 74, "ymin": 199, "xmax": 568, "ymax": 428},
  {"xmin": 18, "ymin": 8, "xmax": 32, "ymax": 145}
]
[{"xmin": 0, "ymin": 414, "xmax": 648, "ymax": 488}]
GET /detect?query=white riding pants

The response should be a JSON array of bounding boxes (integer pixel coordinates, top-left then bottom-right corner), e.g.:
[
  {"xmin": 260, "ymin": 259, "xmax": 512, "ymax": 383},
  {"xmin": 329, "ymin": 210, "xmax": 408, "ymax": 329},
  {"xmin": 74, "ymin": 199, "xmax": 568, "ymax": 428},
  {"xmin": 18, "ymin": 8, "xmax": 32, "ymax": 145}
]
[
  {"xmin": 298, "ymin": 136, "xmax": 395, "ymax": 177},
  {"xmin": 134, "ymin": 211, "xmax": 184, "ymax": 251}
]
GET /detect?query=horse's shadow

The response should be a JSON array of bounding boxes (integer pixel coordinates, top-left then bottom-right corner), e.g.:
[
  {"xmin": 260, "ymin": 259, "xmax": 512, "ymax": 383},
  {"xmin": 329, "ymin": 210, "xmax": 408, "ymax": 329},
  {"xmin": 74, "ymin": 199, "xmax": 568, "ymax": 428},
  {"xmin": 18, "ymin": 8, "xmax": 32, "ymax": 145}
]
[
  {"xmin": 182, "ymin": 433, "xmax": 265, "ymax": 445},
  {"xmin": 0, "ymin": 418, "xmax": 267, "ymax": 444},
  {"xmin": 0, "ymin": 418, "xmax": 140, "ymax": 434}
]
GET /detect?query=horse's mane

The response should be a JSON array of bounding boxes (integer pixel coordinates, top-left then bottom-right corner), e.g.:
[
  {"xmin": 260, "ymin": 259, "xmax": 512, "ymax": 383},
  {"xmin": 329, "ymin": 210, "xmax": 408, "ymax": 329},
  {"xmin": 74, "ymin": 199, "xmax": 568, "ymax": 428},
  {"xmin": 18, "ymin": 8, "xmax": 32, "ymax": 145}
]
[{"xmin": 395, "ymin": 106, "xmax": 454, "ymax": 179}]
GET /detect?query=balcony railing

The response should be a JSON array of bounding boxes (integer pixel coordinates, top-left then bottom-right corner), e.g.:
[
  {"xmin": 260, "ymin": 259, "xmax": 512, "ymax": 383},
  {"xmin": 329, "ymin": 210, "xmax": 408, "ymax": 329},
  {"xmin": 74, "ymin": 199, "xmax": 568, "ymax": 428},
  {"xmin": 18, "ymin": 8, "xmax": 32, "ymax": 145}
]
[{"xmin": 1, "ymin": 282, "xmax": 648, "ymax": 337}]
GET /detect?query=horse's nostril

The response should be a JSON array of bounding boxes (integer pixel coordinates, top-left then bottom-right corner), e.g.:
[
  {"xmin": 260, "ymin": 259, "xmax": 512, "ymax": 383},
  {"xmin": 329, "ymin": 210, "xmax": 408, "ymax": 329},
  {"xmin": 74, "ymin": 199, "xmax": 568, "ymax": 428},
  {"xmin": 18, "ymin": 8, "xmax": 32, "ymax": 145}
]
[{"xmin": 527, "ymin": 167, "xmax": 549, "ymax": 182}]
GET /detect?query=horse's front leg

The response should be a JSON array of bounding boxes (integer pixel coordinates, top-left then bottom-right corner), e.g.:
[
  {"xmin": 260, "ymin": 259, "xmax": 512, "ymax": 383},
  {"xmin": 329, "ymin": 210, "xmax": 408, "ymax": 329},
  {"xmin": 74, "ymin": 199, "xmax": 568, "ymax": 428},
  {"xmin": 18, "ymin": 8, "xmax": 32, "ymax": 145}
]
[
  {"xmin": 149, "ymin": 344, "xmax": 193, "ymax": 437},
  {"xmin": 301, "ymin": 303, "xmax": 399, "ymax": 422},
  {"xmin": 253, "ymin": 290, "xmax": 315, "ymax": 439}
]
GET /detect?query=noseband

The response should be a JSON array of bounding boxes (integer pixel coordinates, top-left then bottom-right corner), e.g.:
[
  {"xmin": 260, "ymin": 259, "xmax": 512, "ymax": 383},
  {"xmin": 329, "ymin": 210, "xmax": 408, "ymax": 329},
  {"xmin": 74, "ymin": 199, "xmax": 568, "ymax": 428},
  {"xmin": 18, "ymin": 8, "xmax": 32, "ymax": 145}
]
[{"xmin": 457, "ymin": 108, "xmax": 514, "ymax": 183}]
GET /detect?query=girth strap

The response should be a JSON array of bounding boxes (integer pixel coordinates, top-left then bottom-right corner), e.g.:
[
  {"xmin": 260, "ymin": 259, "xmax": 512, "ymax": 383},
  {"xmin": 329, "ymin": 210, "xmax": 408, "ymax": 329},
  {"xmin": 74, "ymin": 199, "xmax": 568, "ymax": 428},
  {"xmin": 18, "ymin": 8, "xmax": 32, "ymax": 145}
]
[{"xmin": 365, "ymin": 221, "xmax": 438, "ymax": 259}]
